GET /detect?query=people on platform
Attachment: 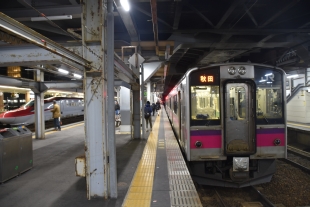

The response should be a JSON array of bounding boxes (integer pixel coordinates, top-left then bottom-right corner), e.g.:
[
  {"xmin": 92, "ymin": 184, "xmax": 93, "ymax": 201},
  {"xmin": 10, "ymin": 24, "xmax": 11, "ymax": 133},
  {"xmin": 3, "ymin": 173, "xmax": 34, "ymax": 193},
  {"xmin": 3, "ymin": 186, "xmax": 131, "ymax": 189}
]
[
  {"xmin": 115, "ymin": 100, "xmax": 121, "ymax": 127},
  {"xmin": 156, "ymin": 100, "xmax": 161, "ymax": 116},
  {"xmin": 151, "ymin": 102, "xmax": 156, "ymax": 116},
  {"xmin": 144, "ymin": 101, "xmax": 153, "ymax": 132},
  {"xmin": 50, "ymin": 100, "xmax": 61, "ymax": 131}
]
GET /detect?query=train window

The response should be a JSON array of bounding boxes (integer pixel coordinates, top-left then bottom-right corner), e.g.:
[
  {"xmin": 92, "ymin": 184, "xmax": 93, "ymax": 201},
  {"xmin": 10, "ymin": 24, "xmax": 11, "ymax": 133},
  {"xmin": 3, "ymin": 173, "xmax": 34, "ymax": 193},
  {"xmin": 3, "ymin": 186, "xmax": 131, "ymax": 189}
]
[
  {"xmin": 228, "ymin": 86, "xmax": 246, "ymax": 120},
  {"xmin": 255, "ymin": 67, "xmax": 284, "ymax": 124},
  {"xmin": 256, "ymin": 88, "xmax": 283, "ymax": 119},
  {"xmin": 173, "ymin": 95, "xmax": 178, "ymax": 114},
  {"xmin": 190, "ymin": 86, "xmax": 220, "ymax": 121},
  {"xmin": 23, "ymin": 100, "xmax": 34, "ymax": 108}
]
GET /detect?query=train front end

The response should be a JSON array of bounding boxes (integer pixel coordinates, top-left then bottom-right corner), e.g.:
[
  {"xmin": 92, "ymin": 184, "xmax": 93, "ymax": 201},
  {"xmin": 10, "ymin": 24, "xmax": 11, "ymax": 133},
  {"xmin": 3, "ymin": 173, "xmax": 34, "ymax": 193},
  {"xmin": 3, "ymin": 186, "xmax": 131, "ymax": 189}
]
[{"xmin": 186, "ymin": 63, "xmax": 286, "ymax": 187}]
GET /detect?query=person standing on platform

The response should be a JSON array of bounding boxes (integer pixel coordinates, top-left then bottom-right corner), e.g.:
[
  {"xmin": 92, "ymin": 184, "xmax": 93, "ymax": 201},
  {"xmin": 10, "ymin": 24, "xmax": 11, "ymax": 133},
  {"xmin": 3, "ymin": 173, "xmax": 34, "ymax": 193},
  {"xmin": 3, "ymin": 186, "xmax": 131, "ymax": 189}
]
[
  {"xmin": 156, "ymin": 100, "xmax": 161, "ymax": 116},
  {"xmin": 151, "ymin": 102, "xmax": 156, "ymax": 116},
  {"xmin": 115, "ymin": 100, "xmax": 121, "ymax": 127},
  {"xmin": 144, "ymin": 101, "xmax": 153, "ymax": 132},
  {"xmin": 50, "ymin": 100, "xmax": 61, "ymax": 131}
]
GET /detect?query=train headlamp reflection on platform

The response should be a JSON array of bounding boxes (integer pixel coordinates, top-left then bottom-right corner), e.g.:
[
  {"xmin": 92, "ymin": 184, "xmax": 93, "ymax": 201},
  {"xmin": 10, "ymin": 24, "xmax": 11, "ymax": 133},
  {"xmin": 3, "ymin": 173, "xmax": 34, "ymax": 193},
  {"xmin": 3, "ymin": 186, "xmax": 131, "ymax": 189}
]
[{"xmin": 233, "ymin": 157, "xmax": 249, "ymax": 171}]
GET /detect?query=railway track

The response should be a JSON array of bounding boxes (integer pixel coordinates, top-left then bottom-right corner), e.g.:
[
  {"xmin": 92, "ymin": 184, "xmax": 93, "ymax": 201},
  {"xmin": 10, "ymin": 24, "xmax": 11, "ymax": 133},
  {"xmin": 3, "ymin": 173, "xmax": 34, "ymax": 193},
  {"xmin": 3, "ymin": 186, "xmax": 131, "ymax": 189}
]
[
  {"xmin": 197, "ymin": 185, "xmax": 274, "ymax": 207},
  {"xmin": 282, "ymin": 145, "xmax": 310, "ymax": 174}
]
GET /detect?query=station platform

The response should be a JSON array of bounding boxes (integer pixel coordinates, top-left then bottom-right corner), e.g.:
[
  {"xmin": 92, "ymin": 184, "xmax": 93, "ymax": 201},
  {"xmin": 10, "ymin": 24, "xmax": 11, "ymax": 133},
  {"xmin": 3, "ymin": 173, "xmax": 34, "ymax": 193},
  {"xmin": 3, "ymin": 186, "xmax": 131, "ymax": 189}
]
[
  {"xmin": 0, "ymin": 109, "xmax": 202, "ymax": 207},
  {"xmin": 287, "ymin": 121, "xmax": 310, "ymax": 131}
]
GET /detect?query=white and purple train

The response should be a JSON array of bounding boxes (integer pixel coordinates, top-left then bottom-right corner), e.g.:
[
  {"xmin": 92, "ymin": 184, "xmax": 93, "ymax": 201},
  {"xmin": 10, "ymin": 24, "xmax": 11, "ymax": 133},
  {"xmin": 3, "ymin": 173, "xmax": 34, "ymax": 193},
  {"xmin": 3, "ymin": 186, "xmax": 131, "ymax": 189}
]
[
  {"xmin": 165, "ymin": 63, "xmax": 287, "ymax": 187},
  {"xmin": 0, "ymin": 97, "xmax": 84, "ymax": 126}
]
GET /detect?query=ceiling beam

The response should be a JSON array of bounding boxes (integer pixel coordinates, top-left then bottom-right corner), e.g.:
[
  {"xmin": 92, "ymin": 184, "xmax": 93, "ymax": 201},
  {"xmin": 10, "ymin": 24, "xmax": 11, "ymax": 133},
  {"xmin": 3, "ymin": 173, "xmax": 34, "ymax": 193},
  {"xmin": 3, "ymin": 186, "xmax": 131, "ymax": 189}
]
[
  {"xmin": 0, "ymin": 12, "xmax": 90, "ymax": 68},
  {"xmin": 215, "ymin": 0, "xmax": 245, "ymax": 29},
  {"xmin": 184, "ymin": 1, "xmax": 214, "ymax": 28},
  {"xmin": 138, "ymin": 28, "xmax": 310, "ymax": 35},
  {"xmin": 132, "ymin": 4, "xmax": 172, "ymax": 28},
  {"xmin": 115, "ymin": 5, "xmax": 139, "ymax": 42},
  {"xmin": 150, "ymin": 0, "xmax": 159, "ymax": 55},
  {"xmin": 173, "ymin": 1, "xmax": 183, "ymax": 30},
  {"xmin": 259, "ymin": 0, "xmax": 300, "ymax": 28},
  {"xmin": 0, "ymin": 5, "xmax": 82, "ymax": 19},
  {"xmin": 243, "ymin": 4, "xmax": 257, "ymax": 27}
]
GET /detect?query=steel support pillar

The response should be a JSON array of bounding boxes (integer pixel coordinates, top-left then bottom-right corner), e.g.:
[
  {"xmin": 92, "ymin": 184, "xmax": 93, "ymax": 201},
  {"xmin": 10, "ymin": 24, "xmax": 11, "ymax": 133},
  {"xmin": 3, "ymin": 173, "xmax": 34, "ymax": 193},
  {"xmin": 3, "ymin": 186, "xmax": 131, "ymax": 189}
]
[
  {"xmin": 141, "ymin": 64, "xmax": 146, "ymax": 139},
  {"xmin": 107, "ymin": 0, "xmax": 117, "ymax": 198},
  {"xmin": 82, "ymin": 0, "xmax": 108, "ymax": 199},
  {"xmin": 34, "ymin": 69, "xmax": 45, "ymax": 139},
  {"xmin": 132, "ymin": 89, "xmax": 141, "ymax": 139},
  {"xmin": 147, "ymin": 82, "xmax": 151, "ymax": 103},
  {"xmin": 119, "ymin": 86, "xmax": 131, "ymax": 132}
]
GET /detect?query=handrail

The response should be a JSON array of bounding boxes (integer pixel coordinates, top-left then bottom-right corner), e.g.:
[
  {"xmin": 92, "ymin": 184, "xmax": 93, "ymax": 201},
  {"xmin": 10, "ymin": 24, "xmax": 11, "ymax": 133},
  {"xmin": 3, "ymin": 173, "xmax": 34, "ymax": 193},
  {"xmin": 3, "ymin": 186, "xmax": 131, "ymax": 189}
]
[{"xmin": 287, "ymin": 83, "xmax": 307, "ymax": 103}]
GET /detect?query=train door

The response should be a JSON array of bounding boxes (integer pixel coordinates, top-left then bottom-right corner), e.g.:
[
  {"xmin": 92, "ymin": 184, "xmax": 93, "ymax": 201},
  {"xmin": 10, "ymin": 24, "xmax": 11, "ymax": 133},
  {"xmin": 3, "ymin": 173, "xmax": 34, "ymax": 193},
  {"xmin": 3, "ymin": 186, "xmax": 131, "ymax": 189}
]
[
  {"xmin": 224, "ymin": 81, "xmax": 256, "ymax": 155},
  {"xmin": 178, "ymin": 91, "xmax": 182, "ymax": 143}
]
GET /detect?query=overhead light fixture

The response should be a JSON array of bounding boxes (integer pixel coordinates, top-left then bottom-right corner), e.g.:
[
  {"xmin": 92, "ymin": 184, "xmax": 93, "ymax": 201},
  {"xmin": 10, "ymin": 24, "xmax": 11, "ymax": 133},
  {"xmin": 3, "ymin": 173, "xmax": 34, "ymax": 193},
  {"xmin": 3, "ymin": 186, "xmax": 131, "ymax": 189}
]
[
  {"xmin": 31, "ymin": 15, "xmax": 72, "ymax": 21},
  {"xmin": 73, "ymin": 73, "xmax": 82, "ymax": 79},
  {"xmin": 120, "ymin": 0, "xmax": 130, "ymax": 11},
  {"xmin": 58, "ymin": 68, "xmax": 69, "ymax": 74},
  {"xmin": 287, "ymin": 74, "xmax": 298, "ymax": 79},
  {"xmin": 0, "ymin": 86, "xmax": 31, "ymax": 90}
]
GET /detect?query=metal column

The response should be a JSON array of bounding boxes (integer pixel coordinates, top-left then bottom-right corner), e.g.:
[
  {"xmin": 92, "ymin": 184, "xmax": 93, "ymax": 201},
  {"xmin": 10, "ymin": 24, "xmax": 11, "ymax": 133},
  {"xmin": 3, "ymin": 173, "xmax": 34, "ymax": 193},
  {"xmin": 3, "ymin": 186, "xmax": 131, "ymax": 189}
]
[
  {"xmin": 82, "ymin": 0, "xmax": 108, "ymax": 199},
  {"xmin": 119, "ymin": 86, "xmax": 131, "ymax": 132},
  {"xmin": 107, "ymin": 0, "xmax": 117, "ymax": 198},
  {"xmin": 141, "ymin": 64, "xmax": 146, "ymax": 139},
  {"xmin": 147, "ymin": 82, "xmax": 151, "ymax": 103},
  {"xmin": 132, "ymin": 89, "xmax": 141, "ymax": 139},
  {"xmin": 34, "ymin": 70, "xmax": 45, "ymax": 139}
]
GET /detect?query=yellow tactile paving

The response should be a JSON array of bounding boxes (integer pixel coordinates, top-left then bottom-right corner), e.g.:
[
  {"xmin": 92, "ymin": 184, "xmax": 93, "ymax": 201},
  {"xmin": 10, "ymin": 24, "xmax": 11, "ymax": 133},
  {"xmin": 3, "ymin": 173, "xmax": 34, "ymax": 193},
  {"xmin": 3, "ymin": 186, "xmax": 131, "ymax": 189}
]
[{"xmin": 122, "ymin": 115, "xmax": 161, "ymax": 207}]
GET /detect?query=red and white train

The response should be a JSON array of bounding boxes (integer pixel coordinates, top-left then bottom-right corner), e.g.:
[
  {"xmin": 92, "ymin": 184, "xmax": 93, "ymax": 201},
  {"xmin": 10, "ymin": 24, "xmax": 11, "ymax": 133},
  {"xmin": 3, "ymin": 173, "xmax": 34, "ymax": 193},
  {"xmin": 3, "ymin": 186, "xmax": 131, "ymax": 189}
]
[
  {"xmin": 0, "ymin": 97, "xmax": 84, "ymax": 126},
  {"xmin": 165, "ymin": 62, "xmax": 287, "ymax": 187}
]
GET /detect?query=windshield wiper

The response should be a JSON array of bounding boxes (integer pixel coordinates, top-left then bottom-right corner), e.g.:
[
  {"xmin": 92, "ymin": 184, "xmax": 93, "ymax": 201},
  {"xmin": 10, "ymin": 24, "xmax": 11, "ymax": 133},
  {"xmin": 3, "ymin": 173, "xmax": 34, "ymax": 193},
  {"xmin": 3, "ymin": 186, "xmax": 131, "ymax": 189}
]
[{"xmin": 263, "ymin": 115, "xmax": 269, "ymax": 123}]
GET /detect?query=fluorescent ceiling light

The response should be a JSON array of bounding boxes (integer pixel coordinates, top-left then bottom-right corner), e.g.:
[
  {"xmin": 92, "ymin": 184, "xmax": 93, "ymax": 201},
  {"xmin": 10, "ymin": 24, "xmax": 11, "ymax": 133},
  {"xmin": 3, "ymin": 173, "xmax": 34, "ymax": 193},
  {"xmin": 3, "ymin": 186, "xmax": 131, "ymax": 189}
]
[
  {"xmin": 58, "ymin": 68, "xmax": 69, "ymax": 74},
  {"xmin": 0, "ymin": 86, "xmax": 31, "ymax": 90},
  {"xmin": 31, "ymin": 15, "xmax": 72, "ymax": 21},
  {"xmin": 120, "ymin": 0, "xmax": 130, "ymax": 11},
  {"xmin": 287, "ymin": 74, "xmax": 298, "ymax": 79},
  {"xmin": 73, "ymin": 73, "xmax": 82, "ymax": 79},
  {"xmin": 259, "ymin": 80, "xmax": 266, "ymax": 82}
]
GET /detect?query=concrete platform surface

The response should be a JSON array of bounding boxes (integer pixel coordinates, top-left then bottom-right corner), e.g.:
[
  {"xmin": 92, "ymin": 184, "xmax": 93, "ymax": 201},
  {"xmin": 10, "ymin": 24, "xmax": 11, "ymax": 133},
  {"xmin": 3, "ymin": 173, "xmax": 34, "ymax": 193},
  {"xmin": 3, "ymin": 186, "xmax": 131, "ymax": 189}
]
[{"xmin": 0, "ymin": 124, "xmax": 146, "ymax": 207}]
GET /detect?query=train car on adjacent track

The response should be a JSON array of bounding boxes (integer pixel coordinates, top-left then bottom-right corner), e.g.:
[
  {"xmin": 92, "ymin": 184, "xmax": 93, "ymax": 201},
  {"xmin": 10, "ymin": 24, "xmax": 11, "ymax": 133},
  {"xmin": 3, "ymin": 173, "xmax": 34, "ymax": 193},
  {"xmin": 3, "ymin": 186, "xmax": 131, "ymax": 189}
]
[
  {"xmin": 0, "ymin": 97, "xmax": 84, "ymax": 126},
  {"xmin": 165, "ymin": 63, "xmax": 287, "ymax": 187}
]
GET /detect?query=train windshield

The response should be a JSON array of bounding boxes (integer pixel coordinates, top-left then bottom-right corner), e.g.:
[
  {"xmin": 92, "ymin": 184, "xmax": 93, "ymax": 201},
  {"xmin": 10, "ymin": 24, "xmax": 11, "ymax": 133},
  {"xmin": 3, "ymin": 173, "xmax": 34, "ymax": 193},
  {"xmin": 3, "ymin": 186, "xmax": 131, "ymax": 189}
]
[
  {"xmin": 255, "ymin": 67, "xmax": 284, "ymax": 124},
  {"xmin": 23, "ymin": 100, "xmax": 34, "ymax": 108},
  {"xmin": 190, "ymin": 86, "xmax": 220, "ymax": 120}
]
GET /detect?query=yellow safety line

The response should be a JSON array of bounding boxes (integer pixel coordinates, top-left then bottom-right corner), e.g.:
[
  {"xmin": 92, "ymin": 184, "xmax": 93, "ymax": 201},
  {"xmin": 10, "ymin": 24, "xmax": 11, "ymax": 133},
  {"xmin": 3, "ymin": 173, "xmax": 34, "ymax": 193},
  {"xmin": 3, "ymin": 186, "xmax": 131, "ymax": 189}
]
[
  {"xmin": 32, "ymin": 123, "xmax": 84, "ymax": 139},
  {"xmin": 122, "ymin": 115, "xmax": 161, "ymax": 207}
]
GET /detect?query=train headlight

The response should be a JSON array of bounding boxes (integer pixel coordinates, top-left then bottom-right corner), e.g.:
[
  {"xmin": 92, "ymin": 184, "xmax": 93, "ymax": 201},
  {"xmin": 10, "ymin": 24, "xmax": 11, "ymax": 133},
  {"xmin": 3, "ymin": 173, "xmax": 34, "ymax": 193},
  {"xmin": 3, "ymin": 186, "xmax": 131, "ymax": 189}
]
[
  {"xmin": 228, "ymin": 67, "xmax": 236, "ymax": 75},
  {"xmin": 274, "ymin": 139, "xmax": 281, "ymax": 146},
  {"xmin": 195, "ymin": 141, "xmax": 202, "ymax": 148},
  {"xmin": 238, "ymin": 66, "xmax": 246, "ymax": 75}
]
